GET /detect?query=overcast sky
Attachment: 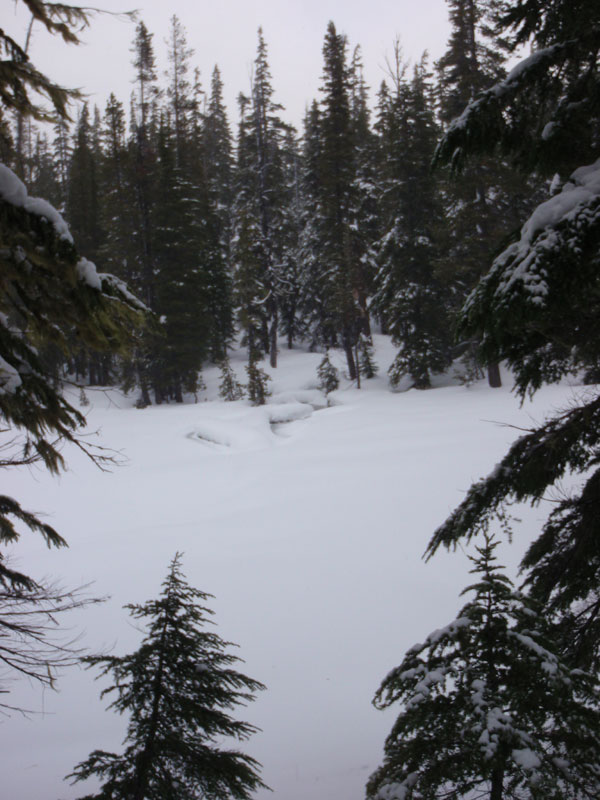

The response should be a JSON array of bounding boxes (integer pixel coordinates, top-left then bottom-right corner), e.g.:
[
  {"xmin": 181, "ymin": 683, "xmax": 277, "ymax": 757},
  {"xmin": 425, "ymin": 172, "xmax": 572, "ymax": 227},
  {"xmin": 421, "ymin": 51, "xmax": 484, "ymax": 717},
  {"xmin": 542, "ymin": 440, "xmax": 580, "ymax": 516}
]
[{"xmin": 8, "ymin": 0, "xmax": 452, "ymax": 130}]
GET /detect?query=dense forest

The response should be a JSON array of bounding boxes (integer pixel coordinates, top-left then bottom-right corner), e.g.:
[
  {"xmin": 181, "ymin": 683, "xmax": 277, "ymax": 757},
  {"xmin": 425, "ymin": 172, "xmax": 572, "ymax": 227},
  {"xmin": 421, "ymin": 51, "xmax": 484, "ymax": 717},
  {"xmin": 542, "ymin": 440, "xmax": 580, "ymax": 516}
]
[
  {"xmin": 2, "ymin": 3, "xmax": 543, "ymax": 404},
  {"xmin": 3, "ymin": 0, "xmax": 600, "ymax": 797}
]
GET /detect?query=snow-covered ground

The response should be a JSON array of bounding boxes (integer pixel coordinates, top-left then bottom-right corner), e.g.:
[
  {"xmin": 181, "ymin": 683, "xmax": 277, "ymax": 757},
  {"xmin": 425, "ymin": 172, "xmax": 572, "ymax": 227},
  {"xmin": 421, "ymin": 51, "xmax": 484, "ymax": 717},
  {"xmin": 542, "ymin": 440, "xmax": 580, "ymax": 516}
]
[{"xmin": 3, "ymin": 336, "xmax": 580, "ymax": 800}]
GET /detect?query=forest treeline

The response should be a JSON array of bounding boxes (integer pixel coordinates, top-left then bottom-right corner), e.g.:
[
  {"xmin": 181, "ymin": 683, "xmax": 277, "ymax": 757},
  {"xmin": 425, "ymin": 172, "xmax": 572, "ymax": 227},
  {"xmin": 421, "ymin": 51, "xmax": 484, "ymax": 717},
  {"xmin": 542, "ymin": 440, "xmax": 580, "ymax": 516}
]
[{"xmin": 2, "ymin": 3, "xmax": 543, "ymax": 404}]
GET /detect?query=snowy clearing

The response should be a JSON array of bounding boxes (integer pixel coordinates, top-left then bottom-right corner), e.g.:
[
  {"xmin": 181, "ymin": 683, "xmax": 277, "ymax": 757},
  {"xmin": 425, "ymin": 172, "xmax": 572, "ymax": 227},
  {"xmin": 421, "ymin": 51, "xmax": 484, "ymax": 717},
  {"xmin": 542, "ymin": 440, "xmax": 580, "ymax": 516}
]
[{"xmin": 2, "ymin": 336, "xmax": 582, "ymax": 800}]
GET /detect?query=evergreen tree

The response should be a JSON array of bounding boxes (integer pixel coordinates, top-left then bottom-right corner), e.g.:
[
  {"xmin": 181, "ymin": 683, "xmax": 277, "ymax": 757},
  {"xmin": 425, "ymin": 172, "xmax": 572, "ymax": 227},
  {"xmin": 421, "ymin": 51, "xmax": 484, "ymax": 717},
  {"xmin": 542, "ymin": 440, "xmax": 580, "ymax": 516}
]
[
  {"xmin": 186, "ymin": 64, "xmax": 234, "ymax": 362},
  {"xmin": 373, "ymin": 54, "xmax": 452, "ymax": 389},
  {"xmin": 67, "ymin": 103, "xmax": 102, "ymax": 262},
  {"xmin": 368, "ymin": 537, "xmax": 600, "ymax": 799},
  {"xmin": 0, "ymin": 2, "xmax": 142, "ymax": 704},
  {"xmin": 317, "ymin": 351, "xmax": 339, "ymax": 395},
  {"xmin": 297, "ymin": 101, "xmax": 326, "ymax": 348},
  {"xmin": 130, "ymin": 20, "xmax": 159, "ymax": 309},
  {"xmin": 232, "ymin": 29, "xmax": 290, "ymax": 368},
  {"xmin": 245, "ymin": 353, "xmax": 271, "ymax": 406},
  {"xmin": 29, "ymin": 130, "xmax": 61, "ymax": 206},
  {"xmin": 276, "ymin": 126, "xmax": 305, "ymax": 350},
  {"xmin": 436, "ymin": 0, "xmax": 537, "ymax": 387},
  {"xmin": 203, "ymin": 65, "xmax": 234, "ymax": 272},
  {"xmin": 165, "ymin": 15, "xmax": 194, "ymax": 166},
  {"xmin": 303, "ymin": 22, "xmax": 369, "ymax": 379},
  {"xmin": 52, "ymin": 116, "xmax": 71, "ymax": 210},
  {"xmin": 0, "ymin": 163, "xmax": 142, "ymax": 584},
  {"xmin": 151, "ymin": 117, "xmax": 211, "ymax": 403},
  {"xmin": 358, "ymin": 333, "xmax": 378, "ymax": 380},
  {"xmin": 429, "ymin": 0, "xmax": 600, "ymax": 670},
  {"xmin": 69, "ymin": 554, "xmax": 267, "ymax": 800},
  {"xmin": 348, "ymin": 45, "xmax": 378, "ymax": 335},
  {"xmin": 98, "ymin": 94, "xmax": 134, "ymax": 283},
  {"xmin": 219, "ymin": 357, "xmax": 244, "ymax": 401}
]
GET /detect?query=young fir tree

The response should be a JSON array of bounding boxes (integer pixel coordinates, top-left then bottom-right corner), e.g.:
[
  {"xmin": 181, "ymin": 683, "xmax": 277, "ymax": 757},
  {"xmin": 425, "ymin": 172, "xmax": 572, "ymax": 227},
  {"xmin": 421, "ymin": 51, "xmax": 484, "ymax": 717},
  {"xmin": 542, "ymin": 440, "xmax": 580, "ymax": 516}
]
[
  {"xmin": 358, "ymin": 333, "xmax": 378, "ymax": 380},
  {"xmin": 317, "ymin": 351, "xmax": 339, "ymax": 395},
  {"xmin": 245, "ymin": 351, "xmax": 271, "ymax": 407},
  {"xmin": 68, "ymin": 554, "xmax": 267, "ymax": 800},
  {"xmin": 219, "ymin": 356, "xmax": 245, "ymax": 401},
  {"xmin": 368, "ymin": 536, "xmax": 600, "ymax": 800},
  {"xmin": 429, "ymin": 0, "xmax": 600, "ymax": 671}
]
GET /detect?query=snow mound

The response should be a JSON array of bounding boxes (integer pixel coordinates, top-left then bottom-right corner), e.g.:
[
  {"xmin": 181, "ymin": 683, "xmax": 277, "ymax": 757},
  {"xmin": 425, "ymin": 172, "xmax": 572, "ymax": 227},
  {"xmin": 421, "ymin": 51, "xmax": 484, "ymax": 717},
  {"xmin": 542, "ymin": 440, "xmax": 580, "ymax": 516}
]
[
  {"xmin": 187, "ymin": 416, "xmax": 275, "ymax": 451},
  {"xmin": 265, "ymin": 402, "xmax": 314, "ymax": 424},
  {"xmin": 269, "ymin": 389, "xmax": 328, "ymax": 410},
  {"xmin": 186, "ymin": 398, "xmax": 319, "ymax": 452}
]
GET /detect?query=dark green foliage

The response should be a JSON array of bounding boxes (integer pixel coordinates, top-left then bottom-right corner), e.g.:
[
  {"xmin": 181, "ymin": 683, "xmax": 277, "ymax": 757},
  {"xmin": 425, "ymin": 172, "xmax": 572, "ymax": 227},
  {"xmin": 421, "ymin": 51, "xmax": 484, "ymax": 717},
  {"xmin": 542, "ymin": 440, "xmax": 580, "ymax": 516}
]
[
  {"xmin": 434, "ymin": 0, "xmax": 541, "ymax": 388},
  {"xmin": 245, "ymin": 354, "xmax": 271, "ymax": 406},
  {"xmin": 427, "ymin": 393, "xmax": 600, "ymax": 669},
  {"xmin": 0, "ymin": 167, "xmax": 143, "ymax": 587},
  {"xmin": 301, "ymin": 22, "xmax": 369, "ymax": 380},
  {"xmin": 219, "ymin": 357, "xmax": 245, "ymax": 401},
  {"xmin": 358, "ymin": 335, "xmax": 378, "ymax": 380},
  {"xmin": 373, "ymin": 56, "xmax": 452, "ymax": 389},
  {"xmin": 232, "ymin": 29, "xmax": 292, "ymax": 369},
  {"xmin": 203, "ymin": 65, "xmax": 234, "ymax": 267},
  {"xmin": 317, "ymin": 351, "xmax": 339, "ymax": 394},
  {"xmin": 69, "ymin": 554, "xmax": 267, "ymax": 800},
  {"xmin": 151, "ymin": 121, "xmax": 212, "ymax": 403},
  {"xmin": 369, "ymin": 537, "xmax": 600, "ymax": 799},
  {"xmin": 429, "ymin": 0, "xmax": 600, "ymax": 672}
]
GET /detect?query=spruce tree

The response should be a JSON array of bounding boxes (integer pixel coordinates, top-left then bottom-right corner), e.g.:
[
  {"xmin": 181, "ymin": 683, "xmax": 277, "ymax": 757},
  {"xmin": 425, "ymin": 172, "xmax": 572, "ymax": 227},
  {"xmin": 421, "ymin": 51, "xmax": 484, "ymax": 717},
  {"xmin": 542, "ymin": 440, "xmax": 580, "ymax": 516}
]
[
  {"xmin": 429, "ymin": 0, "xmax": 600, "ymax": 670},
  {"xmin": 68, "ymin": 554, "xmax": 267, "ymax": 800},
  {"xmin": 302, "ymin": 22, "xmax": 374, "ymax": 379},
  {"xmin": 203, "ymin": 65, "xmax": 234, "ymax": 273},
  {"xmin": 317, "ymin": 351, "xmax": 339, "ymax": 395},
  {"xmin": 129, "ymin": 20, "xmax": 159, "ymax": 310},
  {"xmin": 219, "ymin": 357, "xmax": 244, "ymax": 401},
  {"xmin": 245, "ymin": 352, "xmax": 271, "ymax": 406},
  {"xmin": 0, "ymin": 165, "xmax": 143, "ymax": 585},
  {"xmin": 373, "ymin": 54, "xmax": 452, "ymax": 389},
  {"xmin": 436, "ymin": 0, "xmax": 538, "ymax": 387},
  {"xmin": 232, "ymin": 29, "xmax": 290, "ymax": 368},
  {"xmin": 358, "ymin": 334, "xmax": 378, "ymax": 380},
  {"xmin": 151, "ymin": 117, "xmax": 210, "ymax": 403},
  {"xmin": 368, "ymin": 537, "xmax": 600, "ymax": 799}
]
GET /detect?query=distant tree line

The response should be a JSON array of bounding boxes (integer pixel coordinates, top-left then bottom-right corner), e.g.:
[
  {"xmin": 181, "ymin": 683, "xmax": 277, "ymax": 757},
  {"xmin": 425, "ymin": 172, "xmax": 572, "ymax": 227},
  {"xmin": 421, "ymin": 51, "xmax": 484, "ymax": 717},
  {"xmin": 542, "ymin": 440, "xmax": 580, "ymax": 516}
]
[{"xmin": 2, "ymin": 3, "xmax": 543, "ymax": 403}]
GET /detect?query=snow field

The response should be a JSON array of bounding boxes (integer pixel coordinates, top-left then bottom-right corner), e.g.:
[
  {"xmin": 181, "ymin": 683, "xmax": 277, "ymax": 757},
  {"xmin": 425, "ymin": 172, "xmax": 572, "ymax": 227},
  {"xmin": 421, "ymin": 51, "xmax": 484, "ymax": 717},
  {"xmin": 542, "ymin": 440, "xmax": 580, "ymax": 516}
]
[{"xmin": 2, "ymin": 337, "xmax": 579, "ymax": 800}]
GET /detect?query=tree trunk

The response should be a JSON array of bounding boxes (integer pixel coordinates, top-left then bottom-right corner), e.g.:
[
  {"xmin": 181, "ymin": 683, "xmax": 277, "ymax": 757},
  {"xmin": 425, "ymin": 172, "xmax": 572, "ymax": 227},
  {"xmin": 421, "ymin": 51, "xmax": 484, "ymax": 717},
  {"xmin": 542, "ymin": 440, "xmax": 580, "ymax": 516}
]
[
  {"xmin": 487, "ymin": 362, "xmax": 502, "ymax": 388},
  {"xmin": 490, "ymin": 763, "xmax": 504, "ymax": 800},
  {"xmin": 343, "ymin": 334, "xmax": 357, "ymax": 381},
  {"xmin": 269, "ymin": 312, "xmax": 278, "ymax": 368}
]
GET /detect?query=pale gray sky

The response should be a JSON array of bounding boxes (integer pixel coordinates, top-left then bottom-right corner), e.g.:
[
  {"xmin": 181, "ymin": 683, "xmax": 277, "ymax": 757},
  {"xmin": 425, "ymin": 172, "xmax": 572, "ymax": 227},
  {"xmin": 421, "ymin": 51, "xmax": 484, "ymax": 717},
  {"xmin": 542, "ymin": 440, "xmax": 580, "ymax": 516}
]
[{"xmin": 7, "ymin": 0, "xmax": 451, "ymax": 129}]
